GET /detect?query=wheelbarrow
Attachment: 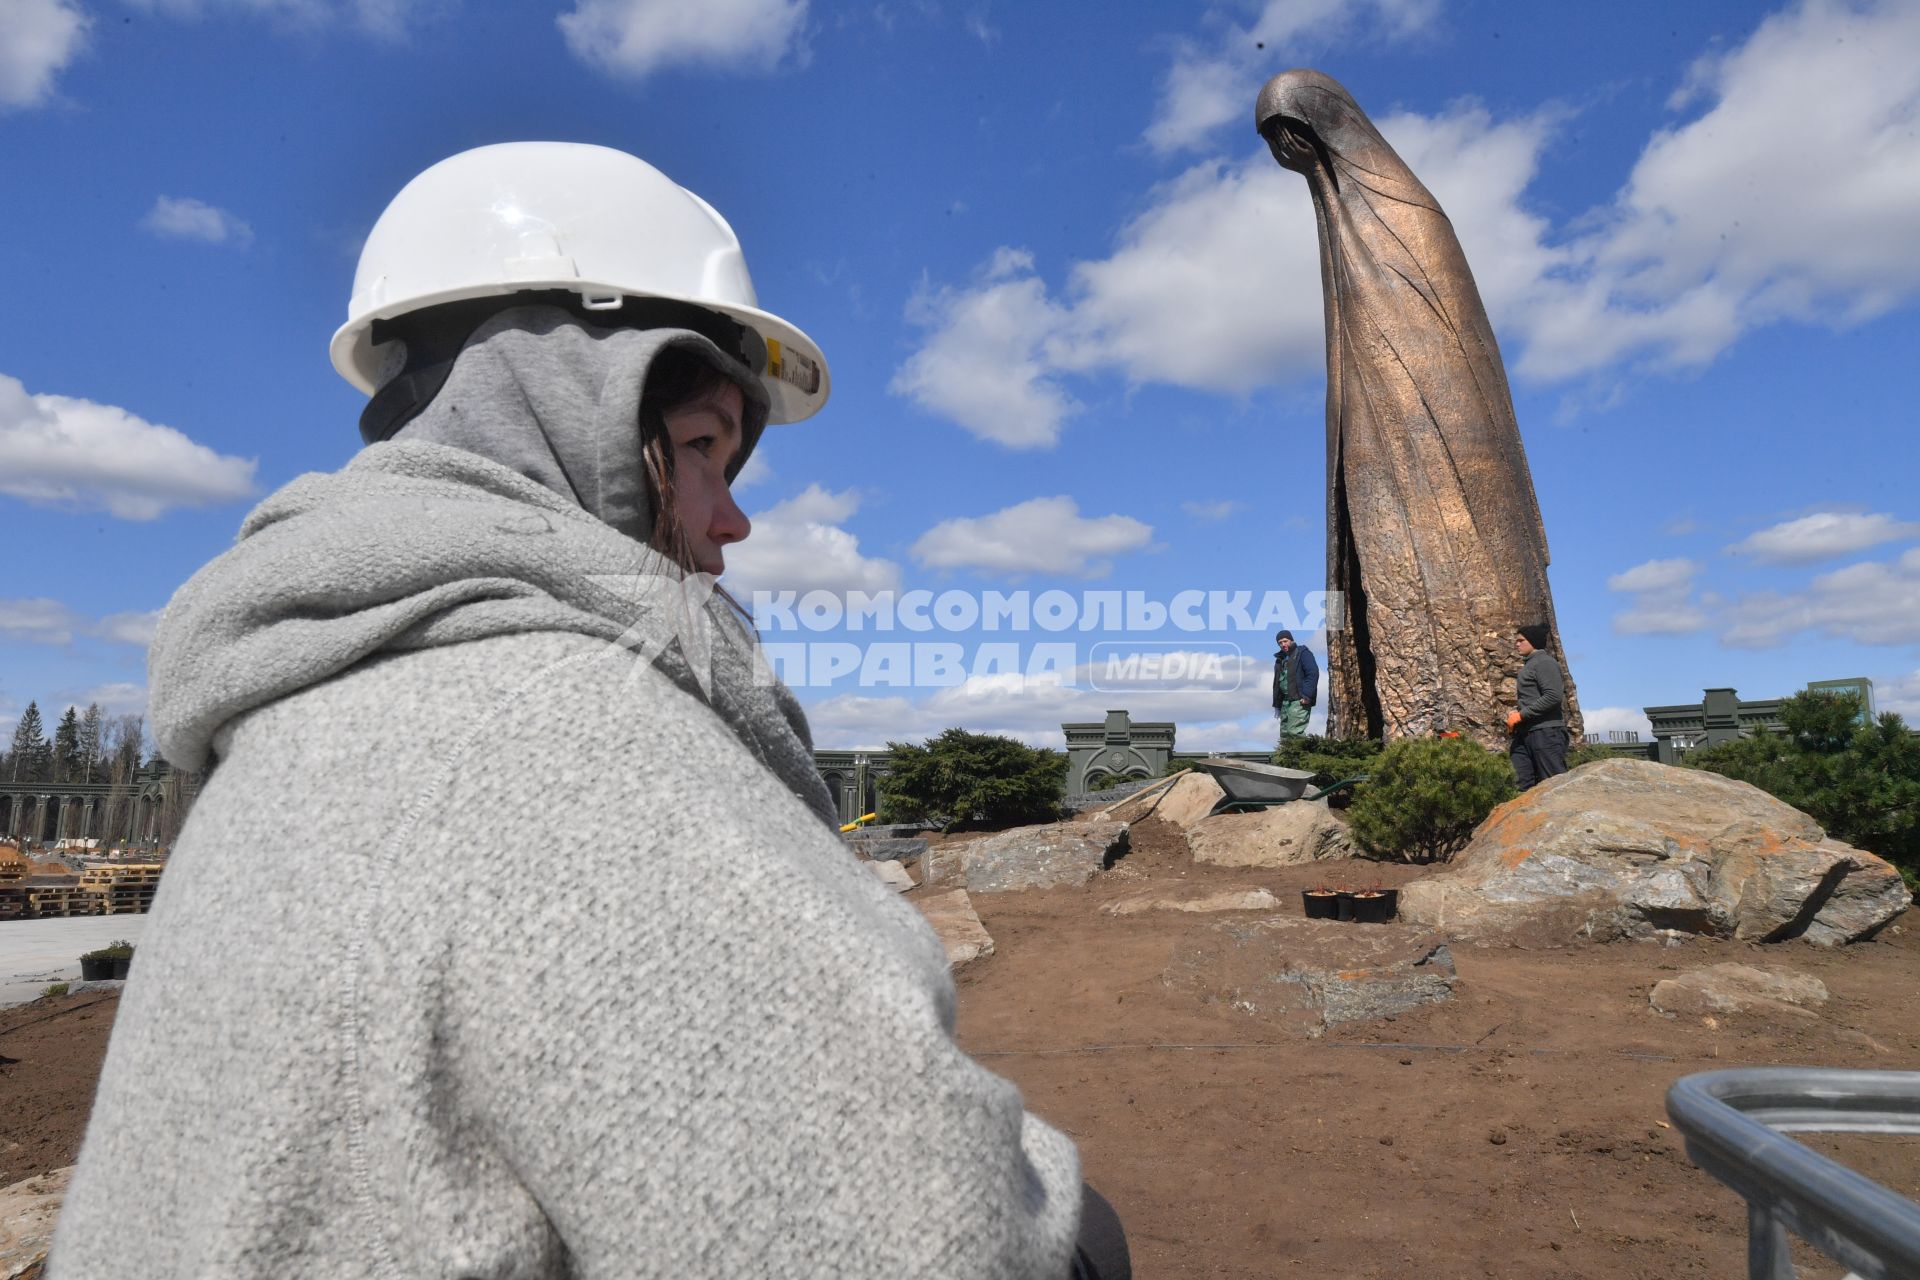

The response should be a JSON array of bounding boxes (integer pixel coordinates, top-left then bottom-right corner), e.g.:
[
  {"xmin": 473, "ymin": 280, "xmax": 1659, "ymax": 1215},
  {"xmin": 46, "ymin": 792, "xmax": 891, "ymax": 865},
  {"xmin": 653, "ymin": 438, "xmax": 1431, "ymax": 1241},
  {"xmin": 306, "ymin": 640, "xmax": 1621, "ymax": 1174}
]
[{"xmin": 1189, "ymin": 756, "xmax": 1369, "ymax": 816}]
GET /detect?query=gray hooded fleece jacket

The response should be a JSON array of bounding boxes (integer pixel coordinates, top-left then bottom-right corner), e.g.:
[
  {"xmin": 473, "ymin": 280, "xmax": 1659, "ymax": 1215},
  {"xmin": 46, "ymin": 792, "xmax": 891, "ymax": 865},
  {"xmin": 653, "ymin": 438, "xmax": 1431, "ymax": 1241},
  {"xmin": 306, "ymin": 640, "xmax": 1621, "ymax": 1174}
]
[{"xmin": 51, "ymin": 312, "xmax": 1081, "ymax": 1278}]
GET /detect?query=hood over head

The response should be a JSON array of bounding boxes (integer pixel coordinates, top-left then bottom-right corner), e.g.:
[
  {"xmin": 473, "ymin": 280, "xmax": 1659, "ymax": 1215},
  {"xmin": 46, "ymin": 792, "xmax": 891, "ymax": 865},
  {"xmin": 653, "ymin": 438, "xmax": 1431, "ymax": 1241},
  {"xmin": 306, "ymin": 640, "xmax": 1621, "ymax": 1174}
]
[
  {"xmin": 384, "ymin": 304, "xmax": 771, "ymax": 544},
  {"xmin": 148, "ymin": 317, "xmax": 832, "ymax": 827}
]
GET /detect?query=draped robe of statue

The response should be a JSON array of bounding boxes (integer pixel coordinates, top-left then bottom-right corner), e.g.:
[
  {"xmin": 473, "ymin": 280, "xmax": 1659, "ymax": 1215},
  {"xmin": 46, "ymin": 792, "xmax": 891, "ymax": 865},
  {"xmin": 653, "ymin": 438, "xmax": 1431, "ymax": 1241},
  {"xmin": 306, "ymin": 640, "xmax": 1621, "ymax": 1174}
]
[{"xmin": 1255, "ymin": 68, "xmax": 1580, "ymax": 747}]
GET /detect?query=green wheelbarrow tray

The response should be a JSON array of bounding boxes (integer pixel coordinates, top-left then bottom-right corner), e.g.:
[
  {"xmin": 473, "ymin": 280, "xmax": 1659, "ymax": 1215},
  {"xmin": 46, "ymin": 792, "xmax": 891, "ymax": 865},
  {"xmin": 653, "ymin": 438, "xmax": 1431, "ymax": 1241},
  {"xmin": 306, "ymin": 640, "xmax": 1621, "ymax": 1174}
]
[{"xmin": 1189, "ymin": 756, "xmax": 1368, "ymax": 816}]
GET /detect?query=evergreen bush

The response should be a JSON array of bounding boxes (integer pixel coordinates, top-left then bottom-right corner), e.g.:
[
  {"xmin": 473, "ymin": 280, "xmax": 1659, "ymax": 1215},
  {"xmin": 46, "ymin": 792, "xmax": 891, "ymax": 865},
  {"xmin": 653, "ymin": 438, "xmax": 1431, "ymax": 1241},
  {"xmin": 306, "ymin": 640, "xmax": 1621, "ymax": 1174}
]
[
  {"xmin": 1347, "ymin": 736, "xmax": 1517, "ymax": 863},
  {"xmin": 877, "ymin": 728, "xmax": 1068, "ymax": 832},
  {"xmin": 1272, "ymin": 734, "xmax": 1384, "ymax": 783}
]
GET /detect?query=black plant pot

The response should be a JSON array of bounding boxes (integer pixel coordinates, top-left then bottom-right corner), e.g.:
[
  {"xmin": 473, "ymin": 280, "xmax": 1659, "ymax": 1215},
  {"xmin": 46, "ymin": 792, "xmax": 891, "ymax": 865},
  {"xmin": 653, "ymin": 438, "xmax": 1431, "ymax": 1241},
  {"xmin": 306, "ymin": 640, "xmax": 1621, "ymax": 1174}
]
[
  {"xmin": 1336, "ymin": 891, "xmax": 1357, "ymax": 922},
  {"xmin": 1302, "ymin": 891, "xmax": 1340, "ymax": 919},
  {"xmin": 1352, "ymin": 889, "xmax": 1399, "ymax": 923},
  {"xmin": 110, "ymin": 955, "xmax": 132, "ymax": 980},
  {"xmin": 80, "ymin": 955, "xmax": 114, "ymax": 982}
]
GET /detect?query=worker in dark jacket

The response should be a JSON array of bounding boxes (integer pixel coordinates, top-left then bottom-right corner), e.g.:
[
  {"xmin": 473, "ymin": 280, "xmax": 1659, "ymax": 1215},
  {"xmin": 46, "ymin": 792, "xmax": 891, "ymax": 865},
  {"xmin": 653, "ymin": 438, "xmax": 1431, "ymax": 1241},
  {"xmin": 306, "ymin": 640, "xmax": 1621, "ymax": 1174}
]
[
  {"xmin": 1506, "ymin": 623, "xmax": 1568, "ymax": 788},
  {"xmin": 1271, "ymin": 630, "xmax": 1319, "ymax": 747}
]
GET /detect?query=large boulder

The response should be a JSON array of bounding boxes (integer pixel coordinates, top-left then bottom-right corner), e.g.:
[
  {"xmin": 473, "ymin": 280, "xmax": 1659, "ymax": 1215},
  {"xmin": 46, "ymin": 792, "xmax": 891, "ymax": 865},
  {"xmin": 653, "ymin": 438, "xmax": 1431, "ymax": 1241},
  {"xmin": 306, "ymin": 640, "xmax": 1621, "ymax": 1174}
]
[
  {"xmin": 1187, "ymin": 800, "xmax": 1352, "ymax": 867},
  {"xmin": 1152, "ymin": 772, "xmax": 1228, "ymax": 830},
  {"xmin": 1650, "ymin": 963, "xmax": 1828, "ymax": 1021},
  {"xmin": 1399, "ymin": 759, "xmax": 1911, "ymax": 946},
  {"xmin": 1165, "ymin": 917, "xmax": 1456, "ymax": 1035},
  {"xmin": 914, "ymin": 889, "xmax": 994, "ymax": 967},
  {"xmin": 846, "ymin": 836, "xmax": 931, "ymax": 863},
  {"xmin": 922, "ymin": 821, "xmax": 1129, "ymax": 892},
  {"xmin": 0, "ymin": 1166, "xmax": 67, "ymax": 1280}
]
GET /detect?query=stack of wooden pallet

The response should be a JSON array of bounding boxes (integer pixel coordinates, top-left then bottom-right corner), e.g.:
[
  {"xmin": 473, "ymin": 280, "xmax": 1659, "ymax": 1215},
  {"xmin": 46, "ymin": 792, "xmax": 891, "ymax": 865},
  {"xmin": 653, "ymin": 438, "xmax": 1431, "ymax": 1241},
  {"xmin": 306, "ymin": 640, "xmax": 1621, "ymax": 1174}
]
[
  {"xmin": 0, "ymin": 851, "xmax": 28, "ymax": 919},
  {"xmin": 82, "ymin": 863, "xmax": 164, "ymax": 915},
  {"xmin": 19, "ymin": 875, "xmax": 98, "ymax": 918}
]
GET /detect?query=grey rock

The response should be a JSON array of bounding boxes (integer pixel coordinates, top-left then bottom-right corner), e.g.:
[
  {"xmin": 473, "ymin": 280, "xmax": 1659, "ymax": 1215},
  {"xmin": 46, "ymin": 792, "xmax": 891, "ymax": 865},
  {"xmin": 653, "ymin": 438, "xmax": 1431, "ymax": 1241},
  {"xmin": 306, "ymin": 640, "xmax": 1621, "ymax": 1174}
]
[
  {"xmin": 1649, "ymin": 963, "xmax": 1828, "ymax": 1020},
  {"xmin": 1398, "ymin": 759, "xmax": 1911, "ymax": 946},
  {"xmin": 1187, "ymin": 800, "xmax": 1352, "ymax": 867},
  {"xmin": 1102, "ymin": 887, "xmax": 1281, "ymax": 916},
  {"xmin": 1164, "ymin": 917, "xmax": 1456, "ymax": 1035},
  {"xmin": 914, "ymin": 889, "xmax": 994, "ymax": 967},
  {"xmin": 865, "ymin": 860, "xmax": 914, "ymax": 893},
  {"xmin": 925, "ymin": 821, "xmax": 1129, "ymax": 893},
  {"xmin": 0, "ymin": 1165, "xmax": 68, "ymax": 1280},
  {"xmin": 846, "ymin": 837, "xmax": 930, "ymax": 863}
]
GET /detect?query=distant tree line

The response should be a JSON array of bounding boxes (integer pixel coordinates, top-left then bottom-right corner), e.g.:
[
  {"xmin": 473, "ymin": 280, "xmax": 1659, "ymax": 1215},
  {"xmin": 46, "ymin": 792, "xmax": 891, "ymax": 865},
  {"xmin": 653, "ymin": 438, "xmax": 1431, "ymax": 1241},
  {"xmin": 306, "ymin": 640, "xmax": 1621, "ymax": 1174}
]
[
  {"xmin": 4, "ymin": 700, "xmax": 150, "ymax": 786},
  {"xmin": 3, "ymin": 699, "xmax": 189, "ymax": 847}
]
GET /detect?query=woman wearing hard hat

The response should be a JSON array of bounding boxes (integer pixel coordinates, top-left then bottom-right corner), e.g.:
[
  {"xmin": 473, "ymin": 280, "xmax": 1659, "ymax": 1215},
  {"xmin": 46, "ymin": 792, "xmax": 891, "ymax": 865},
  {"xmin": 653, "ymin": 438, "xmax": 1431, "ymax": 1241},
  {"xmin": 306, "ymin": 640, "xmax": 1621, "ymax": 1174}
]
[{"xmin": 54, "ymin": 143, "xmax": 1126, "ymax": 1279}]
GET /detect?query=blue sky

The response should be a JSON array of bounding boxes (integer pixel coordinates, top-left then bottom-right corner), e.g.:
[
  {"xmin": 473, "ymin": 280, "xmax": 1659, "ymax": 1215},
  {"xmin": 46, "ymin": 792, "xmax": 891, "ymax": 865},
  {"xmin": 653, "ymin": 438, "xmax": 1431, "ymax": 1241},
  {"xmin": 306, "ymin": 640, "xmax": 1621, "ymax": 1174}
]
[{"xmin": 4, "ymin": 0, "xmax": 1918, "ymax": 755}]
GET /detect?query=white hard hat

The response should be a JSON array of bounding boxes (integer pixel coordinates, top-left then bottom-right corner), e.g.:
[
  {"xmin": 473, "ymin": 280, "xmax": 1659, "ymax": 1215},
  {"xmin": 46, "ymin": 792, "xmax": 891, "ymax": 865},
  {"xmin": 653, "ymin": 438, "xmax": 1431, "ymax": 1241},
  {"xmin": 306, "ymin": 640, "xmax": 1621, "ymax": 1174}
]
[{"xmin": 330, "ymin": 142, "xmax": 829, "ymax": 424}]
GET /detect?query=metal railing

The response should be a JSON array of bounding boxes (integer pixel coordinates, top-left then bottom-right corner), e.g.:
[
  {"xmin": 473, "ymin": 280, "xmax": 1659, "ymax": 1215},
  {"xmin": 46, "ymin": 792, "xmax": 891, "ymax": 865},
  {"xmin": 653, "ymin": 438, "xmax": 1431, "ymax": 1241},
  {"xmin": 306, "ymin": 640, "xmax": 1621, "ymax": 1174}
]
[{"xmin": 1666, "ymin": 1069, "xmax": 1920, "ymax": 1280}]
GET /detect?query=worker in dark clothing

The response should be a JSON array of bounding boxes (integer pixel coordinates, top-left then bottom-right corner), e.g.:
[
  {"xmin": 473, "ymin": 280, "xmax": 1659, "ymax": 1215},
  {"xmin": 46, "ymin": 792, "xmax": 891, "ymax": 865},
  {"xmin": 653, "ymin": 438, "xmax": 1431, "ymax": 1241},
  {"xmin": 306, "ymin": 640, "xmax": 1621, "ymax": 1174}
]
[
  {"xmin": 1271, "ymin": 630, "xmax": 1318, "ymax": 747},
  {"xmin": 1506, "ymin": 623, "xmax": 1568, "ymax": 789}
]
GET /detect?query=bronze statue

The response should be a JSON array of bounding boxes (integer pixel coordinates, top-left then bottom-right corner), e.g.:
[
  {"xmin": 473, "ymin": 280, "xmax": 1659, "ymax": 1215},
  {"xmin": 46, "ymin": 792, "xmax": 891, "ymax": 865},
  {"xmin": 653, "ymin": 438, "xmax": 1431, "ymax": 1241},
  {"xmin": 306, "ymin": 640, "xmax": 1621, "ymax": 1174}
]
[{"xmin": 1255, "ymin": 68, "xmax": 1581, "ymax": 747}]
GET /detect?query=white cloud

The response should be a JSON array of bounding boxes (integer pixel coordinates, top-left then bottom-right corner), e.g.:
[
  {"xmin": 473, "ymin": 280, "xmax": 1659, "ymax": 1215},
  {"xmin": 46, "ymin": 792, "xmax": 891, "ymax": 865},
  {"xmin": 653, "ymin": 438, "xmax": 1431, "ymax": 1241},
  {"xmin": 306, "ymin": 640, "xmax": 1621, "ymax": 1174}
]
[
  {"xmin": 0, "ymin": 601, "xmax": 163, "ymax": 649},
  {"xmin": 1518, "ymin": 0, "xmax": 1920, "ymax": 380},
  {"xmin": 94, "ymin": 610, "xmax": 162, "ymax": 648},
  {"xmin": 0, "ymin": 0, "xmax": 87, "ymax": 109},
  {"xmin": 1728, "ymin": 511, "xmax": 1920, "ymax": 565},
  {"xmin": 905, "ymin": 0, "xmax": 1920, "ymax": 440},
  {"xmin": 911, "ymin": 497, "xmax": 1153, "ymax": 578},
  {"xmin": 724, "ymin": 484, "xmax": 901, "ymax": 600},
  {"xmin": 799, "ymin": 653, "xmax": 1276, "ymax": 749},
  {"xmin": 1722, "ymin": 548, "xmax": 1920, "ymax": 649},
  {"xmin": 891, "ymin": 250, "xmax": 1080, "ymax": 448},
  {"xmin": 0, "ymin": 373, "xmax": 257, "ymax": 520},
  {"xmin": 124, "ymin": 0, "xmax": 436, "ymax": 38},
  {"xmin": 0, "ymin": 599, "xmax": 85, "ymax": 647},
  {"xmin": 1580, "ymin": 706, "xmax": 1655, "ymax": 743},
  {"xmin": 58, "ymin": 682, "xmax": 149, "ymax": 718},
  {"xmin": 558, "ymin": 0, "xmax": 808, "ymax": 80},
  {"xmin": 1607, "ymin": 557, "xmax": 1708, "ymax": 636},
  {"xmin": 1874, "ymin": 670, "xmax": 1920, "ymax": 721},
  {"xmin": 1183, "ymin": 499, "xmax": 1242, "ymax": 522},
  {"xmin": 141, "ymin": 196, "xmax": 254, "ymax": 247},
  {"xmin": 895, "ymin": 101, "xmax": 1556, "ymax": 442},
  {"xmin": 1606, "ymin": 557, "xmax": 1701, "ymax": 594},
  {"xmin": 1142, "ymin": 0, "xmax": 1439, "ymax": 156}
]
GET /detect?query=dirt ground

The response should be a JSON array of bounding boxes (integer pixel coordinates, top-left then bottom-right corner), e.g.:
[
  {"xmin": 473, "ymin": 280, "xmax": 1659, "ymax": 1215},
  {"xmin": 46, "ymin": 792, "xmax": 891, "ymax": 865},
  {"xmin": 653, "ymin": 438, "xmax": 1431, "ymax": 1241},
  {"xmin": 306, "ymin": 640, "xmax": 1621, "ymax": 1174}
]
[
  {"xmin": 3, "ymin": 817, "xmax": 1916, "ymax": 1278},
  {"xmin": 0, "ymin": 990, "xmax": 118, "ymax": 1188},
  {"xmin": 946, "ymin": 817, "xmax": 1920, "ymax": 1279}
]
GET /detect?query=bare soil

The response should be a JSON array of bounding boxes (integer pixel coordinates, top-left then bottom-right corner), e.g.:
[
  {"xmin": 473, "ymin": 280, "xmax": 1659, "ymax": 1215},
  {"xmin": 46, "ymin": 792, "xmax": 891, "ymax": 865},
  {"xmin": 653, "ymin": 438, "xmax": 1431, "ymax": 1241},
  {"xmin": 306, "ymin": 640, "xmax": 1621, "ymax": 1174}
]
[
  {"xmin": 4, "ymin": 818, "xmax": 1916, "ymax": 1279},
  {"xmin": 947, "ymin": 817, "xmax": 1920, "ymax": 1278},
  {"xmin": 0, "ymin": 991, "xmax": 119, "ymax": 1187}
]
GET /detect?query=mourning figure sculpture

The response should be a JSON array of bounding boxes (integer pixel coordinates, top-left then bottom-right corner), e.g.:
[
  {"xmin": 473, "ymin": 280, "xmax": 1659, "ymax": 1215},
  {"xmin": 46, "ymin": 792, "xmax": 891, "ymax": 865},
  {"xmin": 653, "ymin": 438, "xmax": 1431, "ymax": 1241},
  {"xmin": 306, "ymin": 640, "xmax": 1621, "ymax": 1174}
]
[{"xmin": 1256, "ymin": 68, "xmax": 1581, "ymax": 747}]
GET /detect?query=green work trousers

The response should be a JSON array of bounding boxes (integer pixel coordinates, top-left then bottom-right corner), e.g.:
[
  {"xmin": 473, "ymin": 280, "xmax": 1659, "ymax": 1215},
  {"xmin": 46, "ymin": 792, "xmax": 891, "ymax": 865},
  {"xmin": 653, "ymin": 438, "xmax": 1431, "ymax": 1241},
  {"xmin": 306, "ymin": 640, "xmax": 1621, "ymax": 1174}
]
[{"xmin": 1277, "ymin": 699, "xmax": 1310, "ymax": 744}]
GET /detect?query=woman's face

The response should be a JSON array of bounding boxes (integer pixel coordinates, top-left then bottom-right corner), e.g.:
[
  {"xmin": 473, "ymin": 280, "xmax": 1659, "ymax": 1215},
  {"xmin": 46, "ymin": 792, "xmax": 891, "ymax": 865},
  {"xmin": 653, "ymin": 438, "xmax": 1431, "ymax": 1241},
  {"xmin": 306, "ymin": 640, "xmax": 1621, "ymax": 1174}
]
[{"xmin": 661, "ymin": 380, "xmax": 752, "ymax": 576}]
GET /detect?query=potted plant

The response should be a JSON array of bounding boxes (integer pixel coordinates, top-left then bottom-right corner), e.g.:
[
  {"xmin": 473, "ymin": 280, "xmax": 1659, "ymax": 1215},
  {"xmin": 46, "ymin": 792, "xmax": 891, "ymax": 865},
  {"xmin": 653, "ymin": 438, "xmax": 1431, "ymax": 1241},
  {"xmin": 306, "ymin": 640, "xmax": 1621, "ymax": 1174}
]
[
  {"xmin": 1335, "ymin": 889, "xmax": 1358, "ymax": 921},
  {"xmin": 1352, "ymin": 885, "xmax": 1399, "ymax": 923},
  {"xmin": 1302, "ymin": 886, "xmax": 1340, "ymax": 919},
  {"xmin": 103, "ymin": 938, "xmax": 135, "ymax": 980},
  {"xmin": 79, "ymin": 948, "xmax": 115, "ymax": 981}
]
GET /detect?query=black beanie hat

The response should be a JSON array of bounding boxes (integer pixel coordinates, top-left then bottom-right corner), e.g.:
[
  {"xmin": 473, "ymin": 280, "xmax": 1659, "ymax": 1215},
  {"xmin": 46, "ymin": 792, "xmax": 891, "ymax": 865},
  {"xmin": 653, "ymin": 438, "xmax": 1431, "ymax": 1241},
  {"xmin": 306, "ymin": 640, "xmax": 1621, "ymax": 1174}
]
[
  {"xmin": 1518, "ymin": 623, "xmax": 1550, "ymax": 649},
  {"xmin": 1276, "ymin": 629, "xmax": 1294, "ymax": 643}
]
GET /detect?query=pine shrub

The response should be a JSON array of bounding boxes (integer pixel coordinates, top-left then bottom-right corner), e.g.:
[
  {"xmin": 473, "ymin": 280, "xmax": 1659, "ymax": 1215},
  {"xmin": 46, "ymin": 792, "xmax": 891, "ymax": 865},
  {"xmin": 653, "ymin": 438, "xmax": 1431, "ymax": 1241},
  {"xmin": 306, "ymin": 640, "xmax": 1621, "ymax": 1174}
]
[
  {"xmin": 1273, "ymin": 734, "xmax": 1384, "ymax": 783},
  {"xmin": 877, "ymin": 728, "xmax": 1068, "ymax": 832},
  {"xmin": 1347, "ymin": 736, "xmax": 1517, "ymax": 863}
]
